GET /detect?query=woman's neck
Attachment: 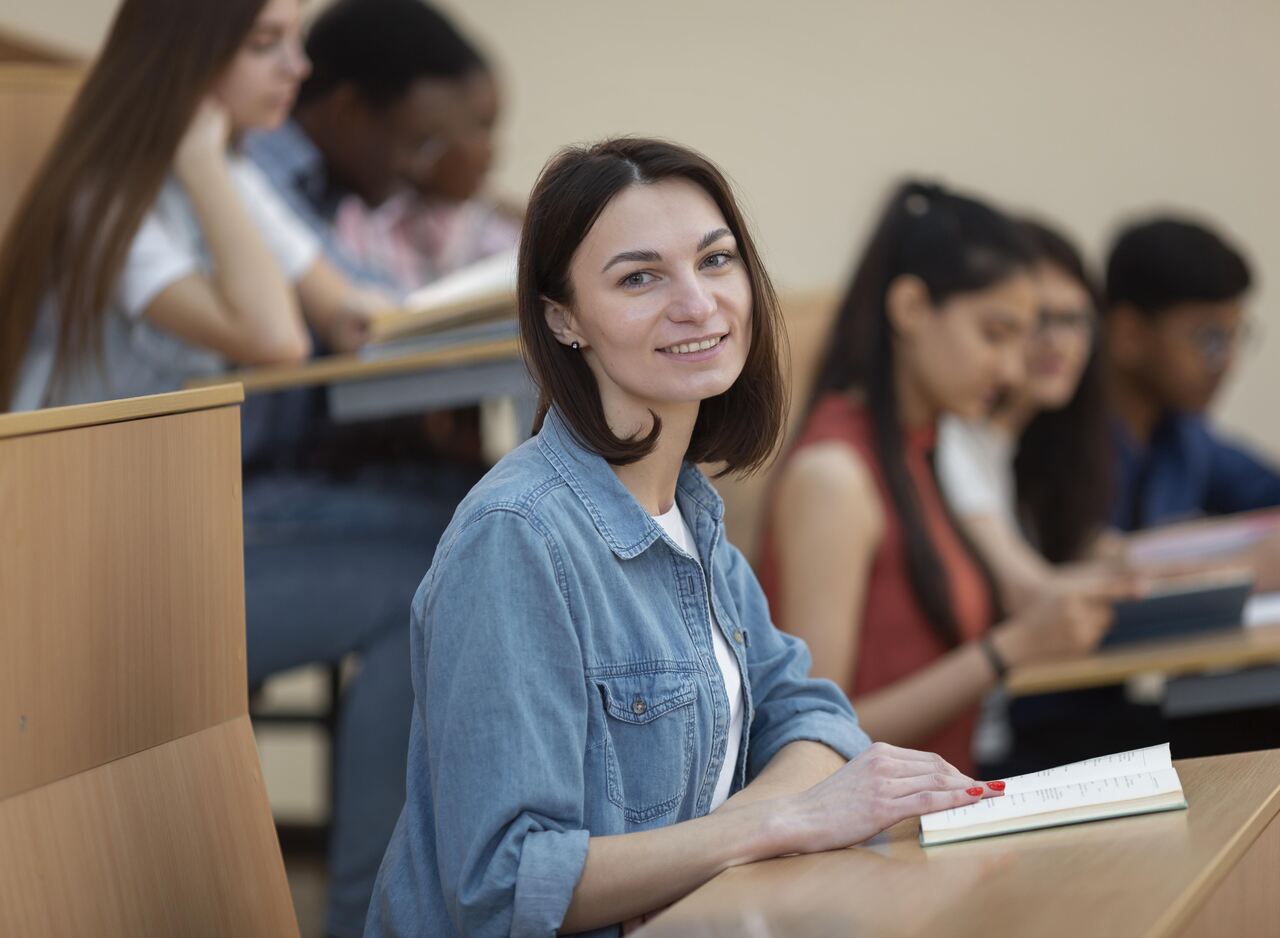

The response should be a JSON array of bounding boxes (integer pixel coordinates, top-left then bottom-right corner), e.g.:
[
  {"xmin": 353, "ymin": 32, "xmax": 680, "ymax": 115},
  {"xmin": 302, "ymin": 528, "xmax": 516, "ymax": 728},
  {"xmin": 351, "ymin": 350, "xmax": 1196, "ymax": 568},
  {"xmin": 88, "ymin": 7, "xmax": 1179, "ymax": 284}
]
[
  {"xmin": 990, "ymin": 392, "xmax": 1039, "ymax": 437},
  {"xmin": 892, "ymin": 356, "xmax": 939, "ymax": 431},
  {"xmin": 606, "ymin": 399, "xmax": 699, "ymax": 516}
]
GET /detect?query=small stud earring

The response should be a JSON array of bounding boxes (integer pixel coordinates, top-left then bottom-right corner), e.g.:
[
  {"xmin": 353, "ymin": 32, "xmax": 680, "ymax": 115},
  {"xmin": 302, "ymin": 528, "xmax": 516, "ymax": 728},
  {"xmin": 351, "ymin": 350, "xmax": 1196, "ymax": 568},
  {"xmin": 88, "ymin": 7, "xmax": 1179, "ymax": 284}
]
[{"xmin": 571, "ymin": 341, "xmax": 580, "ymax": 350}]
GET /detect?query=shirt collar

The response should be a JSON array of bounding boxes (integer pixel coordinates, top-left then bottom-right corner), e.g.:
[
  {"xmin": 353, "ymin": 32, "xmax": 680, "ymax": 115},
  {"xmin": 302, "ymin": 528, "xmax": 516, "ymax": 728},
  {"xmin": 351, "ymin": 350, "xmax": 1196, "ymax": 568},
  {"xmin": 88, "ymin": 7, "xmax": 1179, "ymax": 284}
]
[
  {"xmin": 537, "ymin": 407, "xmax": 725, "ymax": 560},
  {"xmin": 244, "ymin": 119, "xmax": 342, "ymax": 220}
]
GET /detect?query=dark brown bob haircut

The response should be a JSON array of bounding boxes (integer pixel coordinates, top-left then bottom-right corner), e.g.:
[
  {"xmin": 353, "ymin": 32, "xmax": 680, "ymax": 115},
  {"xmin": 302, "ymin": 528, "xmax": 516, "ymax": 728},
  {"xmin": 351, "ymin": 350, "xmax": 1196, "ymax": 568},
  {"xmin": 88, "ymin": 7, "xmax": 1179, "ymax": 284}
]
[{"xmin": 518, "ymin": 137, "xmax": 787, "ymax": 476}]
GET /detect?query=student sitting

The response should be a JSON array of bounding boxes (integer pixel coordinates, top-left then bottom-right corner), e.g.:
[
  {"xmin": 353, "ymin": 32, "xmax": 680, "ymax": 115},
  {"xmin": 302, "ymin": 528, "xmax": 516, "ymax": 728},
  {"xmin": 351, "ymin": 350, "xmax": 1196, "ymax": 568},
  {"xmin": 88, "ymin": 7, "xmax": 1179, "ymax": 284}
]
[
  {"xmin": 0, "ymin": 1, "xmax": 458, "ymax": 933},
  {"xmin": 759, "ymin": 182, "xmax": 1125, "ymax": 776},
  {"xmin": 244, "ymin": 0, "xmax": 476, "ymax": 286},
  {"xmin": 1105, "ymin": 215, "xmax": 1280, "ymax": 531},
  {"xmin": 365, "ymin": 140, "xmax": 1001, "ymax": 938},
  {"xmin": 937, "ymin": 218, "xmax": 1115, "ymax": 613},
  {"xmin": 333, "ymin": 15, "xmax": 519, "ymax": 291}
]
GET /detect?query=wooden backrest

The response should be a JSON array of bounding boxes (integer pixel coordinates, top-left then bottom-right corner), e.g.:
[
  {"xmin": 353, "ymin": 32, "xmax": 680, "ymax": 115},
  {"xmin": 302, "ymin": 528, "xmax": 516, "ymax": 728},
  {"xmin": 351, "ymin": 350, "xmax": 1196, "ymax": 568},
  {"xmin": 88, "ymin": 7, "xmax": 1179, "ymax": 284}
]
[
  {"xmin": 0, "ymin": 386, "xmax": 300, "ymax": 938},
  {"xmin": 714, "ymin": 290, "xmax": 838, "ymax": 564},
  {"xmin": 0, "ymin": 63, "xmax": 84, "ymax": 245}
]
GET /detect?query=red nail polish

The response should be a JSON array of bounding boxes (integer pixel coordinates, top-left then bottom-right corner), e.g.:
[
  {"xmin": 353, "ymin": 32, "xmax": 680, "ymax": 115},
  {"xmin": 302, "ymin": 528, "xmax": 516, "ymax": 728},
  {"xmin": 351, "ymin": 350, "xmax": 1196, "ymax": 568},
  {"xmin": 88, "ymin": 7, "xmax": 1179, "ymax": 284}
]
[
  {"xmin": 966, "ymin": 787, "xmax": 983, "ymax": 796},
  {"xmin": 987, "ymin": 780, "xmax": 1006, "ymax": 792}
]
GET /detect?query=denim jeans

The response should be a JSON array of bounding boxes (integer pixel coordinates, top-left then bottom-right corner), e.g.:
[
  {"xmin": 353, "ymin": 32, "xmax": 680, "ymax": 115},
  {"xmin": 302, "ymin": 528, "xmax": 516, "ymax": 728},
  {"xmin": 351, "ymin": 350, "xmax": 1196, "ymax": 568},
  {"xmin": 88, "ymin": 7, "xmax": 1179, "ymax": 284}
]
[{"xmin": 243, "ymin": 465, "xmax": 475, "ymax": 938}]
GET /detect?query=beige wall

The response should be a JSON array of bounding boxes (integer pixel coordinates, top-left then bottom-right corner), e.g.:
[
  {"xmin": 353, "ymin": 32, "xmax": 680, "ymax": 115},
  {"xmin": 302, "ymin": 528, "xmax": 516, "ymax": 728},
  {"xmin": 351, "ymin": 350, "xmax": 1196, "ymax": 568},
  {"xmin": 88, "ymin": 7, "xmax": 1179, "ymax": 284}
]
[{"xmin": 6, "ymin": 0, "xmax": 1278, "ymax": 453}]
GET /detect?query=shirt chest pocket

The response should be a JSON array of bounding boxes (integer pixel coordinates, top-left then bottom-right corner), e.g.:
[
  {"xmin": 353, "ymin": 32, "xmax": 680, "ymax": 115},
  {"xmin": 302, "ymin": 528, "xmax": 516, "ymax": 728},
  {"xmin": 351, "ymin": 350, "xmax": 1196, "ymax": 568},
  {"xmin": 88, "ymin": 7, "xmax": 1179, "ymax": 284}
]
[{"xmin": 591, "ymin": 669, "xmax": 697, "ymax": 825}]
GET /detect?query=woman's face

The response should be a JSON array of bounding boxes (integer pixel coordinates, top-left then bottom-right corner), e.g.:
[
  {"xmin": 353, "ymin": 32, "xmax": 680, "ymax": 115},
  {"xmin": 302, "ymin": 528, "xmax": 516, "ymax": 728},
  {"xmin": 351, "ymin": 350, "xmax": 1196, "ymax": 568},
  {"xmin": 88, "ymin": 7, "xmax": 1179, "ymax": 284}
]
[
  {"xmin": 897, "ymin": 272, "xmax": 1038, "ymax": 421},
  {"xmin": 213, "ymin": 0, "xmax": 310, "ymax": 133},
  {"xmin": 548, "ymin": 179, "xmax": 753, "ymax": 430},
  {"xmin": 1022, "ymin": 261, "xmax": 1097, "ymax": 410},
  {"xmin": 413, "ymin": 69, "xmax": 501, "ymax": 202}
]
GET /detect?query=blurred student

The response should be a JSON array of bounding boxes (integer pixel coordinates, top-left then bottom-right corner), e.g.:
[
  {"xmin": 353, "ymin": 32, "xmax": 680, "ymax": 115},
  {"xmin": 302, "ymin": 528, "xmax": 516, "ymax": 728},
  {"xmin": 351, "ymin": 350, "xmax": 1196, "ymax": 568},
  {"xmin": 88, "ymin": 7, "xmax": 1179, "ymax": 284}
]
[
  {"xmin": 0, "ymin": 1, "xmax": 455, "ymax": 933},
  {"xmin": 333, "ymin": 18, "xmax": 519, "ymax": 291},
  {"xmin": 245, "ymin": 0, "xmax": 477, "ymax": 285},
  {"xmin": 1104, "ymin": 216, "xmax": 1280, "ymax": 531},
  {"xmin": 759, "ymin": 182, "xmax": 1126, "ymax": 775},
  {"xmin": 937, "ymin": 219, "xmax": 1114, "ymax": 612}
]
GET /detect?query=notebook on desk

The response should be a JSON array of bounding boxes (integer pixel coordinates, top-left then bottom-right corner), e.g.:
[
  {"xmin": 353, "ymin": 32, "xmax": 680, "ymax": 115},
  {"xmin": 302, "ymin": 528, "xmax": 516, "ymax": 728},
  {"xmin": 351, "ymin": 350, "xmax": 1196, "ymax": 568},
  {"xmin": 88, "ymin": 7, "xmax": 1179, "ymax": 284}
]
[
  {"xmin": 920, "ymin": 744, "xmax": 1186, "ymax": 846},
  {"xmin": 367, "ymin": 248, "xmax": 517, "ymax": 343},
  {"xmin": 1103, "ymin": 570, "xmax": 1254, "ymax": 648}
]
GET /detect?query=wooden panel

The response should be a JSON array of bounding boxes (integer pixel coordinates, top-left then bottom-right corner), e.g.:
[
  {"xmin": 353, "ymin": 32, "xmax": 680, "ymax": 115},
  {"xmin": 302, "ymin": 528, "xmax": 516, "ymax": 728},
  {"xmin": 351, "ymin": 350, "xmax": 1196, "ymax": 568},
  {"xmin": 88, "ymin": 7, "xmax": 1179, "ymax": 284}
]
[
  {"xmin": 0, "ymin": 27, "xmax": 80, "ymax": 64},
  {"xmin": 0, "ymin": 715, "xmax": 299, "ymax": 938},
  {"xmin": 1005, "ymin": 622, "xmax": 1280, "ymax": 697},
  {"xmin": 712, "ymin": 291, "xmax": 836, "ymax": 562},
  {"xmin": 0, "ymin": 405, "xmax": 246, "ymax": 799},
  {"xmin": 192, "ymin": 334, "xmax": 522, "ymax": 393},
  {"xmin": 0, "ymin": 383, "xmax": 243, "ymax": 439},
  {"xmin": 636, "ymin": 749, "xmax": 1280, "ymax": 938},
  {"xmin": 0, "ymin": 64, "xmax": 83, "ymax": 241},
  {"xmin": 1179, "ymin": 812, "xmax": 1280, "ymax": 937}
]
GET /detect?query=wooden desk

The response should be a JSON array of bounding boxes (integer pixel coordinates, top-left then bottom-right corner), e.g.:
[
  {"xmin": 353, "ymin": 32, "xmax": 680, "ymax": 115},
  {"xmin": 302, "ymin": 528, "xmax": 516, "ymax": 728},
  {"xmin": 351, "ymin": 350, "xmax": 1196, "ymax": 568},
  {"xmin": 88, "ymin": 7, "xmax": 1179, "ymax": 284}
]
[
  {"xmin": 1005, "ymin": 622, "xmax": 1280, "ymax": 697},
  {"xmin": 638, "ymin": 748, "xmax": 1280, "ymax": 938},
  {"xmin": 194, "ymin": 321, "xmax": 533, "ymax": 426},
  {"xmin": 0, "ymin": 385, "xmax": 298, "ymax": 936}
]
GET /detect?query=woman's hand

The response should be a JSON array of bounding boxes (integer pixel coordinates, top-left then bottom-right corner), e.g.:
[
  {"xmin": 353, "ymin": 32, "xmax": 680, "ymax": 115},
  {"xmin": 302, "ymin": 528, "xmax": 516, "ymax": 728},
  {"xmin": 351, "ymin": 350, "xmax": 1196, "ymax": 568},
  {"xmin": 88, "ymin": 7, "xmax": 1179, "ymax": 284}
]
[
  {"xmin": 992, "ymin": 576, "xmax": 1142, "ymax": 666},
  {"xmin": 175, "ymin": 97, "xmax": 232, "ymax": 182},
  {"xmin": 766, "ymin": 742, "xmax": 1001, "ymax": 856}
]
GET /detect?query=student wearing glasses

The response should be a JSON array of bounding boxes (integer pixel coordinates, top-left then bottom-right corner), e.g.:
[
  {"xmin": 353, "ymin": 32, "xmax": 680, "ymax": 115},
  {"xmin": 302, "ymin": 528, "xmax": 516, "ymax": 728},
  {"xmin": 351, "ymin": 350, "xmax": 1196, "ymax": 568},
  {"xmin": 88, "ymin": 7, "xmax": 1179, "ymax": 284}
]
[
  {"xmin": 1102, "ymin": 216, "xmax": 1279, "ymax": 531},
  {"xmin": 937, "ymin": 218, "xmax": 1116, "ymax": 613}
]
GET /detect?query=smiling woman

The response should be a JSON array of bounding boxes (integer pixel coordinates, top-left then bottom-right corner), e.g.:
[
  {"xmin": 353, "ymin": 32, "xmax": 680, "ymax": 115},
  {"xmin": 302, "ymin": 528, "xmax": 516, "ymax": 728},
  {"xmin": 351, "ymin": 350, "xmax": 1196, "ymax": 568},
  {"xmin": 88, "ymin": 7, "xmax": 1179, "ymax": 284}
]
[{"xmin": 365, "ymin": 139, "xmax": 1005, "ymax": 938}]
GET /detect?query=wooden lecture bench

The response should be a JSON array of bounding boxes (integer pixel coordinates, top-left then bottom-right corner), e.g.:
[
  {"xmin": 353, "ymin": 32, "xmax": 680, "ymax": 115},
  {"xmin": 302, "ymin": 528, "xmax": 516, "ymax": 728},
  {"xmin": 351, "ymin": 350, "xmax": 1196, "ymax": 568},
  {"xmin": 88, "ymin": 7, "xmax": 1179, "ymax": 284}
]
[{"xmin": 636, "ymin": 748, "xmax": 1280, "ymax": 938}]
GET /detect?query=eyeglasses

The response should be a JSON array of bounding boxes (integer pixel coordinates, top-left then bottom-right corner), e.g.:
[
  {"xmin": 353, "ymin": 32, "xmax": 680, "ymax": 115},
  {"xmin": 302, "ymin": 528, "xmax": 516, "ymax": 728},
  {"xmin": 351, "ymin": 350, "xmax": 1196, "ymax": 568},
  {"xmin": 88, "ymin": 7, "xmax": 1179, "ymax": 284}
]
[
  {"xmin": 1181, "ymin": 318, "xmax": 1258, "ymax": 365},
  {"xmin": 1035, "ymin": 308, "xmax": 1096, "ymax": 337}
]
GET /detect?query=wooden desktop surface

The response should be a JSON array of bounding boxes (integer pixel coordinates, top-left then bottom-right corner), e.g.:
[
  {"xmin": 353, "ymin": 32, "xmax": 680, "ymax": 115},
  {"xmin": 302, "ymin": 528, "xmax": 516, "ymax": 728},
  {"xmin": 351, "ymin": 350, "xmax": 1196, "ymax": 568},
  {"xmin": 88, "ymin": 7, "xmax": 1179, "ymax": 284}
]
[
  {"xmin": 637, "ymin": 748, "xmax": 1280, "ymax": 938},
  {"xmin": 1005, "ymin": 622, "xmax": 1280, "ymax": 697},
  {"xmin": 190, "ymin": 334, "xmax": 520, "ymax": 394}
]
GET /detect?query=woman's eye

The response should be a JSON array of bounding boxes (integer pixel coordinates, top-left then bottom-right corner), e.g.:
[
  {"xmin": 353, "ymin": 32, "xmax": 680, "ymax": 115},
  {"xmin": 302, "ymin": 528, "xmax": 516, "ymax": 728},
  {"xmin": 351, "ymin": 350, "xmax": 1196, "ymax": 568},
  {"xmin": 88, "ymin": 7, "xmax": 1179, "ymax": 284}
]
[
  {"xmin": 620, "ymin": 271, "xmax": 654, "ymax": 288},
  {"xmin": 702, "ymin": 251, "xmax": 735, "ymax": 269}
]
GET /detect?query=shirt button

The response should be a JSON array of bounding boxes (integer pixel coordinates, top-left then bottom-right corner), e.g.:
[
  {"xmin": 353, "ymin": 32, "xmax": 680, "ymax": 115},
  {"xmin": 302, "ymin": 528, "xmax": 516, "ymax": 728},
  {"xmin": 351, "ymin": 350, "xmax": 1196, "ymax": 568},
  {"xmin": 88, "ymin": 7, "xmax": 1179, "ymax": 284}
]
[
  {"xmin": 733, "ymin": 629, "xmax": 745, "ymax": 644},
  {"xmin": 631, "ymin": 696, "xmax": 647, "ymax": 716}
]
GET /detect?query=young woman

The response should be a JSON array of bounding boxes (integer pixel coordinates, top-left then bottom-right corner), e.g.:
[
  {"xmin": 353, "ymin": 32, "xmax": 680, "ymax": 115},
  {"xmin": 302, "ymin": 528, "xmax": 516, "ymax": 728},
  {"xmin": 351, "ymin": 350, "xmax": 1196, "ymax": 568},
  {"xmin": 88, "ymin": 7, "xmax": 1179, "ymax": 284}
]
[
  {"xmin": 759, "ymin": 183, "xmax": 1126, "ymax": 776},
  {"xmin": 332, "ymin": 9, "xmax": 519, "ymax": 291},
  {"xmin": 0, "ymin": 2, "xmax": 454, "ymax": 934},
  {"xmin": 937, "ymin": 218, "xmax": 1115, "ymax": 612},
  {"xmin": 365, "ymin": 142, "xmax": 1002, "ymax": 938}
]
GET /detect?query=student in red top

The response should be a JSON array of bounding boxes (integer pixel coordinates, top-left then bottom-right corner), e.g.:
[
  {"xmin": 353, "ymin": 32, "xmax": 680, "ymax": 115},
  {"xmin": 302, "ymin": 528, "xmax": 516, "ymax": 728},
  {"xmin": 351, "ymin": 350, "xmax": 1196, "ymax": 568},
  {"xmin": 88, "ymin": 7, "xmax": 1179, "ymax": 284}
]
[{"xmin": 759, "ymin": 181, "xmax": 1127, "ymax": 774}]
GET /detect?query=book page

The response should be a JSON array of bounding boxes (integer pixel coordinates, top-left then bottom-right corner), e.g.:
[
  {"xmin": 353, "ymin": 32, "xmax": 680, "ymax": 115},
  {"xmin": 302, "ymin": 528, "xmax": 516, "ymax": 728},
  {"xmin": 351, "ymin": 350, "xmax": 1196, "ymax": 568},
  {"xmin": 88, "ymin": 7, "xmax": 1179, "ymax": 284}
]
[
  {"xmin": 401, "ymin": 248, "xmax": 517, "ymax": 313},
  {"xmin": 922, "ymin": 767, "xmax": 1183, "ymax": 833},
  {"xmin": 1001, "ymin": 743, "xmax": 1172, "ymax": 792}
]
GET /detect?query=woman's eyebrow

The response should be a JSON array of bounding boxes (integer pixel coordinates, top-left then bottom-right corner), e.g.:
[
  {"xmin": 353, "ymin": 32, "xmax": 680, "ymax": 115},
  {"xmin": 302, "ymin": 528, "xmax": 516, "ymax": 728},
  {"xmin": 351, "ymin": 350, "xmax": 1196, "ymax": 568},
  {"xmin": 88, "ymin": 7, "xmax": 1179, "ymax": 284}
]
[{"xmin": 601, "ymin": 228, "xmax": 734, "ymax": 274}]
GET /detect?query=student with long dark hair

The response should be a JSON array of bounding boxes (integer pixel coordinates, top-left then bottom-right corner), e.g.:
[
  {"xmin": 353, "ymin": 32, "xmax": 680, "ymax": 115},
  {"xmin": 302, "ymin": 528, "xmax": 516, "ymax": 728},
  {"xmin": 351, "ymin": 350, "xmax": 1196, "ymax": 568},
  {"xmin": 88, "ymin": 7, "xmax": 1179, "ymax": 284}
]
[
  {"xmin": 759, "ymin": 182, "xmax": 1125, "ymax": 775},
  {"xmin": 366, "ymin": 142, "xmax": 1001, "ymax": 938},
  {"xmin": 937, "ymin": 218, "xmax": 1115, "ymax": 611},
  {"xmin": 0, "ymin": 1, "xmax": 457, "ymax": 933}
]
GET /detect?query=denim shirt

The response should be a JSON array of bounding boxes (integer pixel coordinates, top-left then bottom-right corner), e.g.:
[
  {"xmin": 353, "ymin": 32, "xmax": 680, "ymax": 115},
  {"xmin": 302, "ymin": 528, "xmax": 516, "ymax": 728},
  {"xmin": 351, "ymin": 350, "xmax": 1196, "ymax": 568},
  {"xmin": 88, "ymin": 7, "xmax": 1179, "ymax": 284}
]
[
  {"xmin": 1111, "ymin": 413, "xmax": 1280, "ymax": 530},
  {"xmin": 365, "ymin": 409, "xmax": 870, "ymax": 938}
]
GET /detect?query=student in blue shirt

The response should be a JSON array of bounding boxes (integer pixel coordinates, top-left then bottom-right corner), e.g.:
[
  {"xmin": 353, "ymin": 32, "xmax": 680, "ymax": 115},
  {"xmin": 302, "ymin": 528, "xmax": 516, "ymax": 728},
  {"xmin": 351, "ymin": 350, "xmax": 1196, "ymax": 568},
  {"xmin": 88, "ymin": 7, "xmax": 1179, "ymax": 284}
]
[
  {"xmin": 1104, "ymin": 216, "xmax": 1280, "ymax": 531},
  {"xmin": 365, "ymin": 139, "xmax": 1003, "ymax": 938}
]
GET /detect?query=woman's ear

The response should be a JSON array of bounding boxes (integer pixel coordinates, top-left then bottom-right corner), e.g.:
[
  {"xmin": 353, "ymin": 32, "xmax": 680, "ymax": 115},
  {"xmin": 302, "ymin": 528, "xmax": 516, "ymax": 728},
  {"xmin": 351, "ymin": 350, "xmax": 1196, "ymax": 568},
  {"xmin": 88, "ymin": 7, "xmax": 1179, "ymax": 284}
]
[
  {"xmin": 885, "ymin": 274, "xmax": 932, "ymax": 340},
  {"xmin": 543, "ymin": 298, "xmax": 586, "ymax": 349}
]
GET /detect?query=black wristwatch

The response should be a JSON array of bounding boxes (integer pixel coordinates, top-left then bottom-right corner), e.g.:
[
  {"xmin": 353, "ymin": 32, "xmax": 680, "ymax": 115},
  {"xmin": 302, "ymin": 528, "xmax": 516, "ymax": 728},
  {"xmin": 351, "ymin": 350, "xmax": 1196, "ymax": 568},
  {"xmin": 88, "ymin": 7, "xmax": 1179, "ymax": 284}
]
[{"xmin": 980, "ymin": 634, "xmax": 1009, "ymax": 682}]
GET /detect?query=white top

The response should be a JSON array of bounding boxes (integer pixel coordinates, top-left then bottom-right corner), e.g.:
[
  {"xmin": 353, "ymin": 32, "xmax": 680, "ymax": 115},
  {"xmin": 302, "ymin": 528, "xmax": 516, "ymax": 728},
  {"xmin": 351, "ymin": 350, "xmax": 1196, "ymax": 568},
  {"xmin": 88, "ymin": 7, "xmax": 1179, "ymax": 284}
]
[
  {"xmin": 936, "ymin": 416, "xmax": 1017, "ymax": 524},
  {"xmin": 653, "ymin": 502, "xmax": 744, "ymax": 811},
  {"xmin": 13, "ymin": 155, "xmax": 319, "ymax": 412}
]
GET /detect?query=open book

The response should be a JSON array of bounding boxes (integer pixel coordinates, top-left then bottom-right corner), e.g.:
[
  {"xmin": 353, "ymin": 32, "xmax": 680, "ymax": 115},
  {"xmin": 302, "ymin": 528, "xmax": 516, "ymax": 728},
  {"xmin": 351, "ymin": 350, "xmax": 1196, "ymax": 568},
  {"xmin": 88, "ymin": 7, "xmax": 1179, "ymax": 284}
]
[
  {"xmin": 919, "ymin": 744, "xmax": 1186, "ymax": 846},
  {"xmin": 367, "ymin": 248, "xmax": 518, "ymax": 343}
]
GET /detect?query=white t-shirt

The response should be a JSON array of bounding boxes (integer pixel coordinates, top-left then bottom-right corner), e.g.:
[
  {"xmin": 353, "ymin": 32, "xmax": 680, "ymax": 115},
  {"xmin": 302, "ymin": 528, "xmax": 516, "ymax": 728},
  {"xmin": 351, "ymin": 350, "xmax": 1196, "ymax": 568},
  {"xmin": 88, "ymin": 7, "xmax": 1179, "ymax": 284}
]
[
  {"xmin": 12, "ymin": 155, "xmax": 319, "ymax": 412},
  {"xmin": 652, "ymin": 503, "xmax": 744, "ymax": 811},
  {"xmin": 936, "ymin": 416, "xmax": 1017, "ymax": 524}
]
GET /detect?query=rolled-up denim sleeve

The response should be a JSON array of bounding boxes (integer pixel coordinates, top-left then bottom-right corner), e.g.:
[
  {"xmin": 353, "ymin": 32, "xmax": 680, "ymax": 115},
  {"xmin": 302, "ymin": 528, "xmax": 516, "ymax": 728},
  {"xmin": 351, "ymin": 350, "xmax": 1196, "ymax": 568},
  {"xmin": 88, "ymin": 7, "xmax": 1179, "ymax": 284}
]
[
  {"xmin": 420, "ymin": 508, "xmax": 590, "ymax": 937},
  {"xmin": 720, "ymin": 542, "xmax": 871, "ymax": 779}
]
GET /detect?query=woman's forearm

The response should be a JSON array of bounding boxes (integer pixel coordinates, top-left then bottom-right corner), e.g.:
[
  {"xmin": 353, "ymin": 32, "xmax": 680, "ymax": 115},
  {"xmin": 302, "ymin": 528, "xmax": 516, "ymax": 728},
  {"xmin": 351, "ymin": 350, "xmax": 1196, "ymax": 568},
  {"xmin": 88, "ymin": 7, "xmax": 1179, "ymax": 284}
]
[
  {"xmin": 561, "ymin": 798, "xmax": 785, "ymax": 932},
  {"xmin": 850, "ymin": 640, "xmax": 996, "ymax": 749},
  {"xmin": 179, "ymin": 154, "xmax": 308, "ymax": 356},
  {"xmin": 716, "ymin": 740, "xmax": 848, "ymax": 810}
]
